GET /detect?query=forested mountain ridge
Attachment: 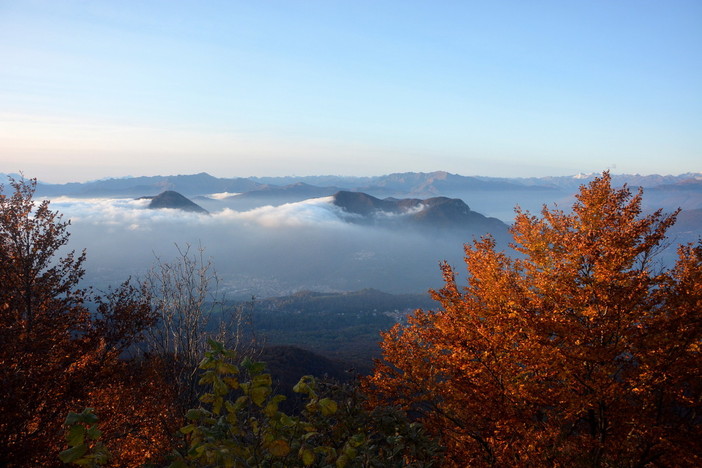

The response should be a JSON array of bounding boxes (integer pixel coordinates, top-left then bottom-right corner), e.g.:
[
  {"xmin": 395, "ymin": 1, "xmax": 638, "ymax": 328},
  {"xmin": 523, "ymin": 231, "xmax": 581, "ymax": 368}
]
[
  {"xmin": 228, "ymin": 288, "xmax": 436, "ymax": 371},
  {"xmin": 333, "ymin": 191, "xmax": 507, "ymax": 231}
]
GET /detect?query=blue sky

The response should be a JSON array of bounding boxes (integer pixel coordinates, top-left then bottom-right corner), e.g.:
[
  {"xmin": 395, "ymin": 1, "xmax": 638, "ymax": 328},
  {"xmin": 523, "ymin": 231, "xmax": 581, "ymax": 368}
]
[{"xmin": 0, "ymin": 0, "xmax": 700, "ymax": 183}]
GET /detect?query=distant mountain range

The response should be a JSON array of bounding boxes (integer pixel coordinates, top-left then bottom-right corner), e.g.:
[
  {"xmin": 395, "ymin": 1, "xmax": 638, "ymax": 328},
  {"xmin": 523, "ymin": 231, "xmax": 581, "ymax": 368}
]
[
  {"xmin": 5, "ymin": 170, "xmax": 698, "ymax": 200},
  {"xmin": 3, "ymin": 170, "xmax": 701, "ymax": 228}
]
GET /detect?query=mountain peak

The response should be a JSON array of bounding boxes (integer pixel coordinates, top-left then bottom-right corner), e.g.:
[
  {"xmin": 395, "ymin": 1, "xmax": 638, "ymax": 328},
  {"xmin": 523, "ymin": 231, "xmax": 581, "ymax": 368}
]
[{"xmin": 146, "ymin": 190, "xmax": 209, "ymax": 214}]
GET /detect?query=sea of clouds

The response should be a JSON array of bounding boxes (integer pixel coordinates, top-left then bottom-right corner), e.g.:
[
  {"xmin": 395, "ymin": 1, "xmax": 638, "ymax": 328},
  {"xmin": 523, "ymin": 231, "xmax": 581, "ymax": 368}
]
[{"xmin": 49, "ymin": 195, "xmax": 470, "ymax": 298}]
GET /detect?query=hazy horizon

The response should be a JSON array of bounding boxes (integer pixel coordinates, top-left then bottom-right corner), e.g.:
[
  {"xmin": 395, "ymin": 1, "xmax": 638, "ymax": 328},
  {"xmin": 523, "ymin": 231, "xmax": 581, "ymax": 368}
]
[{"xmin": 2, "ymin": 168, "xmax": 701, "ymax": 186}]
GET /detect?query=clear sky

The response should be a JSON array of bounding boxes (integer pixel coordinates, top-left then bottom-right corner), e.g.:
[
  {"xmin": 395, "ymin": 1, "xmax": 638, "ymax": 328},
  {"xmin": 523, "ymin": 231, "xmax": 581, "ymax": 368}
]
[{"xmin": 1, "ymin": 0, "xmax": 700, "ymax": 183}]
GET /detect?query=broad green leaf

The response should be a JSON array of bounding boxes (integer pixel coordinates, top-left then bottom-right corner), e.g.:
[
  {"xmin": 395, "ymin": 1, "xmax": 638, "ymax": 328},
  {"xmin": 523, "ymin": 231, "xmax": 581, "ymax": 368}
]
[
  {"xmin": 59, "ymin": 444, "xmax": 88, "ymax": 463},
  {"xmin": 349, "ymin": 433, "xmax": 365, "ymax": 448},
  {"xmin": 207, "ymin": 338, "xmax": 224, "ymax": 352},
  {"xmin": 241, "ymin": 357, "xmax": 266, "ymax": 375},
  {"xmin": 199, "ymin": 357, "xmax": 215, "ymax": 369},
  {"xmin": 66, "ymin": 424, "xmax": 85, "ymax": 447},
  {"xmin": 180, "ymin": 424, "xmax": 196, "ymax": 434},
  {"xmin": 198, "ymin": 371, "xmax": 215, "ymax": 385},
  {"xmin": 293, "ymin": 376, "xmax": 315, "ymax": 394},
  {"xmin": 280, "ymin": 414, "xmax": 296, "ymax": 427},
  {"xmin": 252, "ymin": 374, "xmax": 272, "ymax": 387},
  {"xmin": 93, "ymin": 446, "xmax": 110, "ymax": 464},
  {"xmin": 305, "ymin": 401, "xmax": 319, "ymax": 413},
  {"xmin": 234, "ymin": 395, "xmax": 249, "ymax": 410},
  {"xmin": 264, "ymin": 395, "xmax": 286, "ymax": 417},
  {"xmin": 336, "ymin": 454, "xmax": 350, "ymax": 468},
  {"xmin": 65, "ymin": 408, "xmax": 98, "ymax": 426},
  {"xmin": 251, "ymin": 386, "xmax": 270, "ymax": 406},
  {"xmin": 300, "ymin": 448, "xmax": 315, "ymax": 466},
  {"xmin": 268, "ymin": 439, "xmax": 291, "ymax": 457},
  {"xmin": 223, "ymin": 377, "xmax": 239, "ymax": 389},
  {"xmin": 86, "ymin": 425, "xmax": 102, "ymax": 441},
  {"xmin": 213, "ymin": 396, "xmax": 224, "ymax": 415},
  {"xmin": 319, "ymin": 398, "xmax": 338, "ymax": 416},
  {"xmin": 217, "ymin": 362, "xmax": 239, "ymax": 375}
]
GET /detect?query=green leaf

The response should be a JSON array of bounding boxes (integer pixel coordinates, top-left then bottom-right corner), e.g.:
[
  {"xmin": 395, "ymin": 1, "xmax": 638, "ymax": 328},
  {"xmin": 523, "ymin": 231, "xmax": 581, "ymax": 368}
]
[
  {"xmin": 264, "ymin": 402, "xmax": 278, "ymax": 418},
  {"xmin": 185, "ymin": 409, "xmax": 204, "ymax": 421},
  {"xmin": 241, "ymin": 357, "xmax": 266, "ymax": 375},
  {"xmin": 86, "ymin": 425, "xmax": 102, "ymax": 441},
  {"xmin": 64, "ymin": 412, "xmax": 81, "ymax": 426},
  {"xmin": 65, "ymin": 408, "xmax": 98, "ymax": 426},
  {"xmin": 305, "ymin": 401, "xmax": 319, "ymax": 413},
  {"xmin": 199, "ymin": 357, "xmax": 216, "ymax": 369},
  {"xmin": 234, "ymin": 395, "xmax": 249, "ymax": 410},
  {"xmin": 300, "ymin": 448, "xmax": 315, "ymax": 466},
  {"xmin": 217, "ymin": 362, "xmax": 239, "ymax": 375},
  {"xmin": 92, "ymin": 446, "xmax": 111, "ymax": 464},
  {"xmin": 213, "ymin": 396, "xmax": 224, "ymax": 415},
  {"xmin": 252, "ymin": 374, "xmax": 272, "ymax": 387},
  {"xmin": 199, "ymin": 393, "xmax": 215, "ymax": 403},
  {"xmin": 343, "ymin": 446, "xmax": 358, "ymax": 459},
  {"xmin": 349, "ymin": 433, "xmax": 365, "ymax": 448},
  {"xmin": 268, "ymin": 439, "xmax": 291, "ymax": 457},
  {"xmin": 226, "ymin": 410, "xmax": 238, "ymax": 425},
  {"xmin": 223, "ymin": 377, "xmax": 239, "ymax": 389},
  {"xmin": 336, "ymin": 454, "xmax": 350, "ymax": 468},
  {"xmin": 198, "ymin": 370, "xmax": 216, "ymax": 385},
  {"xmin": 59, "ymin": 444, "xmax": 88, "ymax": 464},
  {"xmin": 293, "ymin": 376, "xmax": 315, "ymax": 394},
  {"xmin": 280, "ymin": 414, "xmax": 296, "ymax": 427},
  {"xmin": 251, "ymin": 386, "xmax": 270, "ymax": 406},
  {"xmin": 213, "ymin": 376, "xmax": 228, "ymax": 396},
  {"xmin": 318, "ymin": 398, "xmax": 338, "ymax": 416},
  {"xmin": 66, "ymin": 424, "xmax": 85, "ymax": 447},
  {"xmin": 180, "ymin": 424, "xmax": 196, "ymax": 434},
  {"xmin": 207, "ymin": 338, "xmax": 224, "ymax": 352}
]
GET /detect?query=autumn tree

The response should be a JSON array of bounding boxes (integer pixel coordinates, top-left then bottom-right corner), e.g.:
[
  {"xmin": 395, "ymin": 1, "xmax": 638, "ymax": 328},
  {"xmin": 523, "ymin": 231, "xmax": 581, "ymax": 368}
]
[
  {"xmin": 367, "ymin": 172, "xmax": 702, "ymax": 466},
  {"xmin": 0, "ymin": 177, "xmax": 175, "ymax": 467}
]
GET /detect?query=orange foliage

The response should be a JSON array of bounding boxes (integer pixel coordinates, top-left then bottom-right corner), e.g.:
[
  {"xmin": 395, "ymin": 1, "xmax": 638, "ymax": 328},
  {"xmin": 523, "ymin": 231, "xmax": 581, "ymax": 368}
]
[
  {"xmin": 367, "ymin": 173, "xmax": 702, "ymax": 466},
  {"xmin": 86, "ymin": 357, "xmax": 181, "ymax": 467},
  {"xmin": 0, "ymin": 178, "xmax": 177, "ymax": 467}
]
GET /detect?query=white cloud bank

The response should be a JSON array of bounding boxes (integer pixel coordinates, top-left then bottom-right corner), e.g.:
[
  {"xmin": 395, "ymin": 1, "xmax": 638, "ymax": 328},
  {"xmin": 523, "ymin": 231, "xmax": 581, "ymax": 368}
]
[{"xmin": 48, "ymin": 194, "xmax": 465, "ymax": 297}]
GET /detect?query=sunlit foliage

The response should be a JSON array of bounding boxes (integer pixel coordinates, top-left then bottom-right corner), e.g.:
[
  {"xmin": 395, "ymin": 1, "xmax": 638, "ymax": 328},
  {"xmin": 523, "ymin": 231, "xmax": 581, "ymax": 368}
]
[{"xmin": 368, "ymin": 172, "xmax": 702, "ymax": 466}]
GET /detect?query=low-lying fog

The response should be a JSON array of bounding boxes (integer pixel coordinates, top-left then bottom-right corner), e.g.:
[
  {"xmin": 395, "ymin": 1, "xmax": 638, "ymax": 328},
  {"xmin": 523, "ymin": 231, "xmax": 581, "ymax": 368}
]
[
  {"xmin": 53, "ymin": 195, "xmax": 495, "ymax": 298},
  {"xmin": 49, "ymin": 184, "xmax": 694, "ymax": 299}
]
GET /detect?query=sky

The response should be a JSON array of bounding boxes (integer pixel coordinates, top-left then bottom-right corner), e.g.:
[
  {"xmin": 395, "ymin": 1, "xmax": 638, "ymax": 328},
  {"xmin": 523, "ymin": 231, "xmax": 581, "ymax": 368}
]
[{"xmin": 0, "ymin": 0, "xmax": 700, "ymax": 183}]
